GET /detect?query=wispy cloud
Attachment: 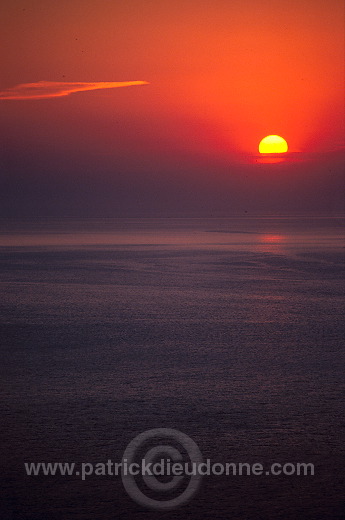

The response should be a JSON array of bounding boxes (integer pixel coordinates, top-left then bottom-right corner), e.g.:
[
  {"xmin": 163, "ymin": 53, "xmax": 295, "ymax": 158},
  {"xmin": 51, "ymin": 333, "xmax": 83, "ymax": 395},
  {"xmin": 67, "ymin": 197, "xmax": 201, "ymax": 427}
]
[{"xmin": 0, "ymin": 80, "xmax": 149, "ymax": 100}]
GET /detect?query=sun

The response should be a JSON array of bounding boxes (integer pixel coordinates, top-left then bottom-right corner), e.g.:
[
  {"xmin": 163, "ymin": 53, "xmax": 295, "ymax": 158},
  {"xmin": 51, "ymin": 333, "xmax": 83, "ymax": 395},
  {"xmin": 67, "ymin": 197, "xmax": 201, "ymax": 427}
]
[{"xmin": 259, "ymin": 135, "xmax": 288, "ymax": 154}]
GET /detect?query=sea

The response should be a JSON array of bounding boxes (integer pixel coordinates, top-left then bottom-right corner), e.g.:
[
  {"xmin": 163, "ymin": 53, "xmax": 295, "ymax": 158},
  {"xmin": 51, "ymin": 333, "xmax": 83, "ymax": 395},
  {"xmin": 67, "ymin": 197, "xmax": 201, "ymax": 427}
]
[{"xmin": 1, "ymin": 217, "xmax": 344, "ymax": 519}]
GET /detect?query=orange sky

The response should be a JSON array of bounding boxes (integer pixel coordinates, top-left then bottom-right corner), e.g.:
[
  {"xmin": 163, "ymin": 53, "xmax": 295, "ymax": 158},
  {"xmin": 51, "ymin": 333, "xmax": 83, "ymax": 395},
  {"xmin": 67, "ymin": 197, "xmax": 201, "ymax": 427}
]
[{"xmin": 0, "ymin": 0, "xmax": 344, "ymax": 216}]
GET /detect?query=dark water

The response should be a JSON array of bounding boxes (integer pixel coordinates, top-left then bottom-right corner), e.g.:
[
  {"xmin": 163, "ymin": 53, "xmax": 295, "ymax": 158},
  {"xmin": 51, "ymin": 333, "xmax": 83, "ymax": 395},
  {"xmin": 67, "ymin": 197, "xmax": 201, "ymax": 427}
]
[{"xmin": 1, "ymin": 217, "xmax": 344, "ymax": 519}]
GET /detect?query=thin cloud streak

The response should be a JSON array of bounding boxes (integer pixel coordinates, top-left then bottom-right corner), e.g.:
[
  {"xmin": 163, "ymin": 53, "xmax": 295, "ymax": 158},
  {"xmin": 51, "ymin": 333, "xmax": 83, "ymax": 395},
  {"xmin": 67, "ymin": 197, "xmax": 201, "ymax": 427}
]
[{"xmin": 0, "ymin": 81, "xmax": 149, "ymax": 100}]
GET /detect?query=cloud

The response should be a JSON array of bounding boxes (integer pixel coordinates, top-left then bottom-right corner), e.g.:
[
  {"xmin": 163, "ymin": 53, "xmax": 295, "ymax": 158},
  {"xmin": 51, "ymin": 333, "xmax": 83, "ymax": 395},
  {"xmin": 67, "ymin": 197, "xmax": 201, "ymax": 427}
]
[{"xmin": 0, "ymin": 80, "xmax": 149, "ymax": 100}]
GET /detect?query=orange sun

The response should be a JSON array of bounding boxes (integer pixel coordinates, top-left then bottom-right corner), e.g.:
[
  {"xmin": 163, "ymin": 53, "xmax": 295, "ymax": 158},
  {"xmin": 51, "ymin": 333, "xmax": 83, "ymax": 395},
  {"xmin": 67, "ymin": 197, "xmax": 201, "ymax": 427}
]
[{"xmin": 259, "ymin": 135, "xmax": 288, "ymax": 154}]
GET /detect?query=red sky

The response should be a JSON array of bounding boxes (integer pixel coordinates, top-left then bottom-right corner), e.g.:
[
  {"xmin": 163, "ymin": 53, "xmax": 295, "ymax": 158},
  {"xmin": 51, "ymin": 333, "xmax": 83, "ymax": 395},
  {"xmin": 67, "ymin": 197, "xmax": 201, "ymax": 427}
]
[{"xmin": 0, "ymin": 0, "xmax": 344, "ymax": 216}]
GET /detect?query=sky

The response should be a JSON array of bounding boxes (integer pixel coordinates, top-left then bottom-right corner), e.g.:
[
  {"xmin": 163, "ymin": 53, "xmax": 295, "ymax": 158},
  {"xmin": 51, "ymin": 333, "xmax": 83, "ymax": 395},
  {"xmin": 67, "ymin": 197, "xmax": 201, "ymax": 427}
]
[{"xmin": 0, "ymin": 0, "xmax": 344, "ymax": 217}]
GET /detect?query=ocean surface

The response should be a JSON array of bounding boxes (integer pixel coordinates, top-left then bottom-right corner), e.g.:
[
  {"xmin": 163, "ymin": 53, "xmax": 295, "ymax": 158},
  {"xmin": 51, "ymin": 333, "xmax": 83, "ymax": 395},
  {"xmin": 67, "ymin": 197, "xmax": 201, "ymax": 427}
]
[{"xmin": 1, "ymin": 217, "xmax": 344, "ymax": 519}]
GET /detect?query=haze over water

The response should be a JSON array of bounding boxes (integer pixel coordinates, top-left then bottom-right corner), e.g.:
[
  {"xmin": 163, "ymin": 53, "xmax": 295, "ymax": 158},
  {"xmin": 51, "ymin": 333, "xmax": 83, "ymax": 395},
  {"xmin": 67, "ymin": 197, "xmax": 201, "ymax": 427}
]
[{"xmin": 1, "ymin": 217, "xmax": 344, "ymax": 519}]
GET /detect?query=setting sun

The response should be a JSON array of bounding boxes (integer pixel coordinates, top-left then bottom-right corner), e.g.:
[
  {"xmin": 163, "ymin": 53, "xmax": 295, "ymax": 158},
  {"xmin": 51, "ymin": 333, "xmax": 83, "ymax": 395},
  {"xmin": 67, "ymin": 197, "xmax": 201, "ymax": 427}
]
[{"xmin": 259, "ymin": 135, "xmax": 288, "ymax": 154}]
